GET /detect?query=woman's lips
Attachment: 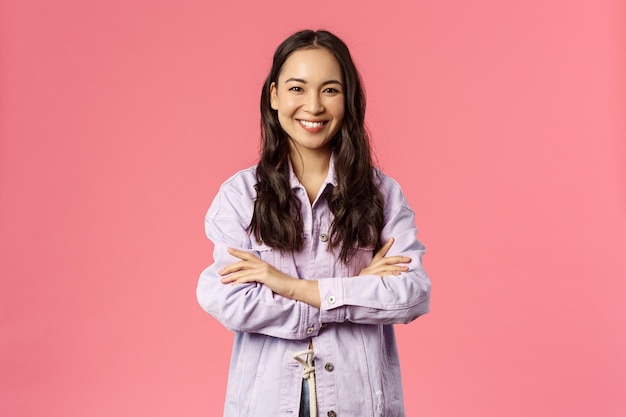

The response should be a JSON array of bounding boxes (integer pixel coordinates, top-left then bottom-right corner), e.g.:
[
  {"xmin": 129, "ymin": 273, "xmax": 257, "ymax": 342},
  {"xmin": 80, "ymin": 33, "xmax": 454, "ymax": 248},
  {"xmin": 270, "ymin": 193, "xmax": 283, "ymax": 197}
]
[{"xmin": 298, "ymin": 119, "xmax": 327, "ymax": 133}]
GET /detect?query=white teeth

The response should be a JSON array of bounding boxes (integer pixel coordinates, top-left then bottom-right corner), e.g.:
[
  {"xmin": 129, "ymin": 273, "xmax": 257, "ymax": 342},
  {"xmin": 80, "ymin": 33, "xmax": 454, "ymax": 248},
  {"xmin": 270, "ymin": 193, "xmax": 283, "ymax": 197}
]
[{"xmin": 299, "ymin": 120, "xmax": 324, "ymax": 128}]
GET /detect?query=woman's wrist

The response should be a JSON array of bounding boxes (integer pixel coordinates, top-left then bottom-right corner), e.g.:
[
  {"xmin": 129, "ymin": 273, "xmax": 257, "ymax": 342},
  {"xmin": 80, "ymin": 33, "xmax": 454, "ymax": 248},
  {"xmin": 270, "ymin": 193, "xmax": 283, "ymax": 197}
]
[{"xmin": 292, "ymin": 279, "xmax": 321, "ymax": 309}]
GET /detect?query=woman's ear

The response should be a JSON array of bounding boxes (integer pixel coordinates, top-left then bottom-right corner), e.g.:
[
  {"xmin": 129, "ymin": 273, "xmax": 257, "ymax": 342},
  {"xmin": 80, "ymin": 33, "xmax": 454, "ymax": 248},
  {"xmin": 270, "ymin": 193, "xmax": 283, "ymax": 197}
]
[{"xmin": 270, "ymin": 82, "xmax": 278, "ymax": 110}]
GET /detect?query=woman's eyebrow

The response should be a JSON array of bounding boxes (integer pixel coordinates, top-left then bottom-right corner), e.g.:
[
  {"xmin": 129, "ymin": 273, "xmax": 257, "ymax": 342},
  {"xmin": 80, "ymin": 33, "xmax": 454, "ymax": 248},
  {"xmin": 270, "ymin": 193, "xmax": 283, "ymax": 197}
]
[{"xmin": 284, "ymin": 77, "xmax": 343, "ymax": 86}]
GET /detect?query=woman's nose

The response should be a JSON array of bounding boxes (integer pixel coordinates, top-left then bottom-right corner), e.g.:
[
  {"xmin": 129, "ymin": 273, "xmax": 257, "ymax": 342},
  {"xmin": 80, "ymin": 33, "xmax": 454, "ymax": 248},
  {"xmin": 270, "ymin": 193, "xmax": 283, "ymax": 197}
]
[{"xmin": 304, "ymin": 93, "xmax": 324, "ymax": 114}]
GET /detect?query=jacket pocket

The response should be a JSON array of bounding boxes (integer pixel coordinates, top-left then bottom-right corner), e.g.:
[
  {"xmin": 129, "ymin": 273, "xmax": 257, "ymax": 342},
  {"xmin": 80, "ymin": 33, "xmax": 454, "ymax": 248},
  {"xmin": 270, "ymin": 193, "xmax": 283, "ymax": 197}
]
[
  {"xmin": 250, "ymin": 240, "xmax": 278, "ymax": 268},
  {"xmin": 347, "ymin": 245, "xmax": 375, "ymax": 276}
]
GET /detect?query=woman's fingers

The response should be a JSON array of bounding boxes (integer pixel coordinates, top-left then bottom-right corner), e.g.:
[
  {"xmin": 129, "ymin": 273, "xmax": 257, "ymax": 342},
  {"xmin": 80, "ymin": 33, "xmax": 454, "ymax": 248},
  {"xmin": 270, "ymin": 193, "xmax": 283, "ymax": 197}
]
[
  {"xmin": 219, "ymin": 273, "xmax": 238, "ymax": 284},
  {"xmin": 226, "ymin": 274, "xmax": 253, "ymax": 284},
  {"xmin": 227, "ymin": 247, "xmax": 257, "ymax": 261},
  {"xmin": 219, "ymin": 248, "xmax": 279, "ymax": 285},
  {"xmin": 219, "ymin": 259, "xmax": 256, "ymax": 276},
  {"xmin": 372, "ymin": 238, "xmax": 394, "ymax": 261},
  {"xmin": 220, "ymin": 270, "xmax": 255, "ymax": 285},
  {"xmin": 365, "ymin": 256, "xmax": 411, "ymax": 273},
  {"xmin": 369, "ymin": 261, "xmax": 409, "ymax": 274},
  {"xmin": 359, "ymin": 248, "xmax": 412, "ymax": 277},
  {"xmin": 219, "ymin": 248, "xmax": 264, "ymax": 275},
  {"xmin": 375, "ymin": 255, "xmax": 411, "ymax": 266}
]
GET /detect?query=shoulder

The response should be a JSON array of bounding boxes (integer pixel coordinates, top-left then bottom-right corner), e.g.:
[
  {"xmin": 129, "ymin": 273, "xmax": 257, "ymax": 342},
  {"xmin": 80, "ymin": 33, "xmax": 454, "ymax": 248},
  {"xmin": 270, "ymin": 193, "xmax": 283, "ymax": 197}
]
[
  {"xmin": 373, "ymin": 168, "xmax": 410, "ymax": 208},
  {"xmin": 218, "ymin": 165, "xmax": 258, "ymax": 197},
  {"xmin": 208, "ymin": 165, "xmax": 258, "ymax": 220}
]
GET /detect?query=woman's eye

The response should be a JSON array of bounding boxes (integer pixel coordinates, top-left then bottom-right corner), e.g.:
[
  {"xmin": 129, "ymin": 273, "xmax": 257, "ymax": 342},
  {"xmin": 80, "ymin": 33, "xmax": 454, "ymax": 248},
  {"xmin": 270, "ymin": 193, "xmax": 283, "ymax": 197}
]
[
  {"xmin": 288, "ymin": 86, "xmax": 303, "ymax": 92},
  {"xmin": 323, "ymin": 88, "xmax": 341, "ymax": 94}
]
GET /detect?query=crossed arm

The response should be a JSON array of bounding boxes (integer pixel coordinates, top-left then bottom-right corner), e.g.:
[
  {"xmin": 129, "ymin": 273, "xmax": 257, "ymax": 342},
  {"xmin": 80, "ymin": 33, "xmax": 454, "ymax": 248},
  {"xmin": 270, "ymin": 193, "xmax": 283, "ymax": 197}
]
[{"xmin": 218, "ymin": 237, "xmax": 411, "ymax": 309}]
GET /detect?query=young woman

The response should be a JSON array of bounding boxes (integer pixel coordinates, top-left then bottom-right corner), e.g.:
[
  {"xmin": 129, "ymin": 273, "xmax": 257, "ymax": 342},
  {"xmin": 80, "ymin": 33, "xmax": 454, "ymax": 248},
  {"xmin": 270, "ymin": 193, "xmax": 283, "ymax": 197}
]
[{"xmin": 197, "ymin": 29, "xmax": 430, "ymax": 417}]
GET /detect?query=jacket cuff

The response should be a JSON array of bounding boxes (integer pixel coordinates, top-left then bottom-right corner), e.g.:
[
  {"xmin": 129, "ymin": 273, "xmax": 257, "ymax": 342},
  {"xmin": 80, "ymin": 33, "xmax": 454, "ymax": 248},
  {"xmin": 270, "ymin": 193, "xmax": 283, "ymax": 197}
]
[{"xmin": 318, "ymin": 277, "xmax": 345, "ymax": 324}]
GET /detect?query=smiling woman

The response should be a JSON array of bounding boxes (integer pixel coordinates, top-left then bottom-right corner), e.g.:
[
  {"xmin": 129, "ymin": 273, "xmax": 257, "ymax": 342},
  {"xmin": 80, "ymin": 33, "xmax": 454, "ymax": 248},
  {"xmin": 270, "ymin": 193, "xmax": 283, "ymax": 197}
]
[
  {"xmin": 270, "ymin": 48, "xmax": 345, "ymax": 163},
  {"xmin": 270, "ymin": 47, "xmax": 346, "ymax": 203},
  {"xmin": 196, "ymin": 29, "xmax": 431, "ymax": 417}
]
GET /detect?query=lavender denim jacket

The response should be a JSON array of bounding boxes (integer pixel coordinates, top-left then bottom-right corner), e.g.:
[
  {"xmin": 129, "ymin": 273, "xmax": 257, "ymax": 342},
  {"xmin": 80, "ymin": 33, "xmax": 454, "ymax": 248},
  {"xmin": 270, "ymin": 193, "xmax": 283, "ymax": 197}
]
[{"xmin": 197, "ymin": 160, "xmax": 430, "ymax": 417}]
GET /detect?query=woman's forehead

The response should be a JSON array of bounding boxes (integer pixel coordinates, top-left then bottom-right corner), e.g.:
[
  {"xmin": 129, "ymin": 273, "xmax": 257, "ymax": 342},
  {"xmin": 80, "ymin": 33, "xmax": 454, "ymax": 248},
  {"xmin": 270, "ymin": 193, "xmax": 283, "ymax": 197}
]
[{"xmin": 278, "ymin": 48, "xmax": 343, "ymax": 84}]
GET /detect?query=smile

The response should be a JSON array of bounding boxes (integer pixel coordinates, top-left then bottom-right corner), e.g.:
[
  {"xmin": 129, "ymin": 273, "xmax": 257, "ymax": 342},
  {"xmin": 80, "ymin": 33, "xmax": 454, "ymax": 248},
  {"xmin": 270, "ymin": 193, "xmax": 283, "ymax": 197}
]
[{"xmin": 298, "ymin": 120, "xmax": 327, "ymax": 129}]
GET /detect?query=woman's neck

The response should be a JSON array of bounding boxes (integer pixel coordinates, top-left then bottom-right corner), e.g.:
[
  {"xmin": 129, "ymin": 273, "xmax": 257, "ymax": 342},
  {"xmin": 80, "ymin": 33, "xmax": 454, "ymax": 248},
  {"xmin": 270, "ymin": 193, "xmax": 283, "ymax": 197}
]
[{"xmin": 289, "ymin": 146, "xmax": 331, "ymax": 204}]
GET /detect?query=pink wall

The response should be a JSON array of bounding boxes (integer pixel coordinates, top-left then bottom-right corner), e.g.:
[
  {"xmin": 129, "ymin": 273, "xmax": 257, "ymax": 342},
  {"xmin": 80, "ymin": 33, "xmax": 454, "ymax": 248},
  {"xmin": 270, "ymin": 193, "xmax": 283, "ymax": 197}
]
[{"xmin": 1, "ymin": 0, "xmax": 624, "ymax": 416}]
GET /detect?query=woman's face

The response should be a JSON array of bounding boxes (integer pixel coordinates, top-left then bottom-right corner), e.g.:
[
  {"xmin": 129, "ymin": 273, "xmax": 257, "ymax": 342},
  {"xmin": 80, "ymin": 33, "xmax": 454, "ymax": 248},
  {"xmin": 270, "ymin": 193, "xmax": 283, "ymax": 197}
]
[{"xmin": 270, "ymin": 47, "xmax": 345, "ymax": 156}]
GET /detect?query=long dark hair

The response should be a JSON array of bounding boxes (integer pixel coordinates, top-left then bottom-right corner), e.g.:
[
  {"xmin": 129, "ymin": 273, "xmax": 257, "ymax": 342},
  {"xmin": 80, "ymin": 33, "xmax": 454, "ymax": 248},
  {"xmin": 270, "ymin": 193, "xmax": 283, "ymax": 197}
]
[{"xmin": 250, "ymin": 29, "xmax": 384, "ymax": 263}]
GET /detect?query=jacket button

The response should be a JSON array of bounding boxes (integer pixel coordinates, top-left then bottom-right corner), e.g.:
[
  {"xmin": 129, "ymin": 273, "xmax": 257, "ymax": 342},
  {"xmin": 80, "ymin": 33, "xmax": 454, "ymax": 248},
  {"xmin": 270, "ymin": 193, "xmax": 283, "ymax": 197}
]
[
  {"xmin": 328, "ymin": 296, "xmax": 336, "ymax": 304},
  {"xmin": 327, "ymin": 411, "xmax": 336, "ymax": 417},
  {"xmin": 306, "ymin": 327, "xmax": 314, "ymax": 334},
  {"xmin": 320, "ymin": 233, "xmax": 329, "ymax": 242},
  {"xmin": 324, "ymin": 363, "xmax": 334, "ymax": 372}
]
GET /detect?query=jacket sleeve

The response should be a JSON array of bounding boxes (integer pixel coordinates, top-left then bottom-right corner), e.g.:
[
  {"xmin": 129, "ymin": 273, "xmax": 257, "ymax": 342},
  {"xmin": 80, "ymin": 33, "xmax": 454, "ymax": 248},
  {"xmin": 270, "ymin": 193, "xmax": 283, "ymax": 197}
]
[
  {"xmin": 317, "ymin": 179, "xmax": 431, "ymax": 325},
  {"xmin": 196, "ymin": 177, "xmax": 321, "ymax": 340}
]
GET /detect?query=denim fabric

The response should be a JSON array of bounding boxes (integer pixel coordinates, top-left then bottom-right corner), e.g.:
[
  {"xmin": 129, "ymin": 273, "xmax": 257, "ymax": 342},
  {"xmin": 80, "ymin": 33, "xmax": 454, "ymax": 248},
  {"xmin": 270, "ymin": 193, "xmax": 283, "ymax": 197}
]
[
  {"xmin": 299, "ymin": 379, "xmax": 310, "ymax": 417},
  {"xmin": 197, "ymin": 158, "xmax": 431, "ymax": 417}
]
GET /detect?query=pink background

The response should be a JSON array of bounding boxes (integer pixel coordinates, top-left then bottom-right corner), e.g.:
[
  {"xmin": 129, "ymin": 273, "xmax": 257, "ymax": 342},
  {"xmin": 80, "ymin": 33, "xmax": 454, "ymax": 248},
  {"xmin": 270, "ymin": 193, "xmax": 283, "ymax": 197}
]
[{"xmin": 1, "ymin": 0, "xmax": 624, "ymax": 416}]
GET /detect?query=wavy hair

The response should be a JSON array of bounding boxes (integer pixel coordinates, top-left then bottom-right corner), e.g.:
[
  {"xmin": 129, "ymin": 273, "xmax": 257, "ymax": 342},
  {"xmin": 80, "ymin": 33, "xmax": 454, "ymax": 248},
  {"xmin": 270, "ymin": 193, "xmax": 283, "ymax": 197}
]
[{"xmin": 249, "ymin": 29, "xmax": 384, "ymax": 263}]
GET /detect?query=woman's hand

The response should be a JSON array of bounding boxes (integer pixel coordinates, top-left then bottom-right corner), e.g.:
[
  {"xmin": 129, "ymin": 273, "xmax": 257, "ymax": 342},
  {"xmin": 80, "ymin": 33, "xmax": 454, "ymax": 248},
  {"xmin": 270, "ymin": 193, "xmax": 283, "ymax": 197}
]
[
  {"xmin": 219, "ymin": 248, "xmax": 321, "ymax": 308},
  {"xmin": 219, "ymin": 247, "xmax": 291, "ymax": 286},
  {"xmin": 359, "ymin": 237, "xmax": 411, "ymax": 277}
]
